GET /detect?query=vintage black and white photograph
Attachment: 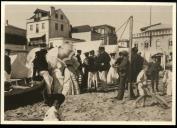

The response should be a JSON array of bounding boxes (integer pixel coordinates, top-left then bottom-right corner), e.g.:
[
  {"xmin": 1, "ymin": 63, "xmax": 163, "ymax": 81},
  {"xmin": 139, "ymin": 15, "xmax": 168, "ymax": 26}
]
[{"xmin": 1, "ymin": 2, "xmax": 176, "ymax": 125}]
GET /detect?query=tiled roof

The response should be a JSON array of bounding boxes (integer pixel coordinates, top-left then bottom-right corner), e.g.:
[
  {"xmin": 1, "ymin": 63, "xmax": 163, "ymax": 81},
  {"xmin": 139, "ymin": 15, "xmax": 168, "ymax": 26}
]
[
  {"xmin": 140, "ymin": 23, "xmax": 172, "ymax": 32},
  {"xmin": 5, "ymin": 25, "xmax": 26, "ymax": 37},
  {"xmin": 72, "ymin": 25, "xmax": 91, "ymax": 33}
]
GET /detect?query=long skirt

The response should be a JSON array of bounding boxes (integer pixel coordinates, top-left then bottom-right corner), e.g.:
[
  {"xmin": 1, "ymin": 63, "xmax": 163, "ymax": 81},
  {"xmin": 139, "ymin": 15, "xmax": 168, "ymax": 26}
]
[{"xmin": 107, "ymin": 67, "xmax": 119, "ymax": 84}]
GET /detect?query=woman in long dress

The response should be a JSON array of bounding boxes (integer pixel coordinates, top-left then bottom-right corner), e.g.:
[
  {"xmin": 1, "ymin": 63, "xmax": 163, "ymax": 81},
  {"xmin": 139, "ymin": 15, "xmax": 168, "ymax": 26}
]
[{"xmin": 107, "ymin": 53, "xmax": 119, "ymax": 85}]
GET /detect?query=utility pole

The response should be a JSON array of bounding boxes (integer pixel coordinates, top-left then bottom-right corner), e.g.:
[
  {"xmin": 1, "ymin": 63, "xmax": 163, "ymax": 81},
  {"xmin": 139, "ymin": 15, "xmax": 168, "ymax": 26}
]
[
  {"xmin": 149, "ymin": 6, "xmax": 152, "ymax": 47},
  {"xmin": 128, "ymin": 16, "xmax": 135, "ymax": 100}
]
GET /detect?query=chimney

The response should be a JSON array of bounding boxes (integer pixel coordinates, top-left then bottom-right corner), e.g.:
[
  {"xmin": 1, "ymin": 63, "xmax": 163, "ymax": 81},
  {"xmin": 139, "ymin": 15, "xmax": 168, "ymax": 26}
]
[
  {"xmin": 5, "ymin": 20, "xmax": 8, "ymax": 26},
  {"xmin": 50, "ymin": 6, "xmax": 55, "ymax": 15}
]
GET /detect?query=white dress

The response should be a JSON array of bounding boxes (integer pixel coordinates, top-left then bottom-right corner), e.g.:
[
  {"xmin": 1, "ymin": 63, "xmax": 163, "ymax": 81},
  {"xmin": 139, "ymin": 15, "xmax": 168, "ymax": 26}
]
[
  {"xmin": 163, "ymin": 70, "xmax": 172, "ymax": 96},
  {"xmin": 107, "ymin": 58, "xmax": 119, "ymax": 84}
]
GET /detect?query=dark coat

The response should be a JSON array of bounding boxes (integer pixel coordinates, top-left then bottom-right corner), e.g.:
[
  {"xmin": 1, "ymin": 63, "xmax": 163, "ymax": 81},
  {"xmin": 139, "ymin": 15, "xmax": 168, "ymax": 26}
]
[
  {"xmin": 148, "ymin": 61, "xmax": 163, "ymax": 78},
  {"xmin": 88, "ymin": 55, "xmax": 97, "ymax": 72},
  {"xmin": 130, "ymin": 53, "xmax": 144, "ymax": 82},
  {"xmin": 76, "ymin": 54, "xmax": 82, "ymax": 70},
  {"xmin": 96, "ymin": 51, "xmax": 111, "ymax": 71},
  {"xmin": 116, "ymin": 57, "xmax": 129, "ymax": 77},
  {"xmin": 5, "ymin": 55, "xmax": 11, "ymax": 74},
  {"xmin": 82, "ymin": 57, "xmax": 89, "ymax": 72},
  {"xmin": 33, "ymin": 55, "xmax": 48, "ymax": 73}
]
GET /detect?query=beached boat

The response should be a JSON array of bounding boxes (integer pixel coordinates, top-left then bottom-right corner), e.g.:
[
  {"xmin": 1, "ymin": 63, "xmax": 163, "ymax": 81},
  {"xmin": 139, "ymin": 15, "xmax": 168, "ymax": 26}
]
[{"xmin": 4, "ymin": 78, "xmax": 45, "ymax": 110}]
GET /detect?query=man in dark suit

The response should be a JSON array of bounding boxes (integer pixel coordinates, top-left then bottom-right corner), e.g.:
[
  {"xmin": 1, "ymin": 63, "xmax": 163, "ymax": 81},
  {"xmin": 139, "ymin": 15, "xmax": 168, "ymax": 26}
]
[{"xmin": 97, "ymin": 46, "xmax": 111, "ymax": 87}]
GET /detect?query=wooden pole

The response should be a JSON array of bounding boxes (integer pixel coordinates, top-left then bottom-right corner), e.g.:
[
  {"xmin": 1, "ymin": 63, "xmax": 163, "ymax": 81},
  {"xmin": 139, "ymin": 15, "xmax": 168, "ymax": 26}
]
[{"xmin": 128, "ymin": 16, "xmax": 135, "ymax": 100}]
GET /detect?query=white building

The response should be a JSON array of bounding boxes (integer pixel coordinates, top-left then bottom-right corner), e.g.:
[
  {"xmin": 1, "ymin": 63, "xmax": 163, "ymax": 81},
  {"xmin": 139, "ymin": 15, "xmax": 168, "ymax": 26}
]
[
  {"xmin": 133, "ymin": 23, "xmax": 172, "ymax": 67},
  {"xmin": 26, "ymin": 6, "xmax": 72, "ymax": 47}
]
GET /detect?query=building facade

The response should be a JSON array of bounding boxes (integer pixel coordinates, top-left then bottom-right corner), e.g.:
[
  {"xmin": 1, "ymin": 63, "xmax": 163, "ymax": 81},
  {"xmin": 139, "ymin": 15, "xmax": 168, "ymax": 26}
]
[
  {"xmin": 5, "ymin": 20, "xmax": 27, "ymax": 51},
  {"xmin": 26, "ymin": 6, "xmax": 71, "ymax": 47},
  {"xmin": 72, "ymin": 24, "xmax": 118, "ymax": 45},
  {"xmin": 133, "ymin": 23, "xmax": 172, "ymax": 67}
]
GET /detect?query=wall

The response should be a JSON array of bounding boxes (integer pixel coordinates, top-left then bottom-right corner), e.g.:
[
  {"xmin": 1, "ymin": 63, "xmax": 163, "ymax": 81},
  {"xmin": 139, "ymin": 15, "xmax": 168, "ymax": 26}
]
[
  {"xmin": 26, "ymin": 19, "xmax": 50, "ymax": 44},
  {"xmin": 72, "ymin": 32, "xmax": 91, "ymax": 41},
  {"xmin": 49, "ymin": 9, "xmax": 71, "ymax": 39}
]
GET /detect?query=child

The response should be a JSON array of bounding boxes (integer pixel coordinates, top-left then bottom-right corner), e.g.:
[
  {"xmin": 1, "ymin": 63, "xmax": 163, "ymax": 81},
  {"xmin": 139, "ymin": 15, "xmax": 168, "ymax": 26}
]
[
  {"xmin": 134, "ymin": 64, "xmax": 169, "ymax": 108},
  {"xmin": 162, "ymin": 65, "xmax": 172, "ymax": 96},
  {"xmin": 133, "ymin": 64, "xmax": 149, "ymax": 108}
]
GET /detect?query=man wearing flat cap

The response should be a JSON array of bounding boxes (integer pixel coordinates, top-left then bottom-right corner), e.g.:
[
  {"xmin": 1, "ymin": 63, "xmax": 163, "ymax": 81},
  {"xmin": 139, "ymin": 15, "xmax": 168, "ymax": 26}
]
[{"xmin": 115, "ymin": 50, "xmax": 130, "ymax": 100}]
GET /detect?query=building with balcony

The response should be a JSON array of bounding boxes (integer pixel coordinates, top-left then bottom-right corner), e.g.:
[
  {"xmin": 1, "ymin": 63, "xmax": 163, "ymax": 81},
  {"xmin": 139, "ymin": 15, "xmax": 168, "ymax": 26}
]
[
  {"xmin": 26, "ymin": 6, "xmax": 72, "ymax": 47},
  {"xmin": 133, "ymin": 23, "xmax": 172, "ymax": 67},
  {"xmin": 72, "ymin": 24, "xmax": 118, "ymax": 45}
]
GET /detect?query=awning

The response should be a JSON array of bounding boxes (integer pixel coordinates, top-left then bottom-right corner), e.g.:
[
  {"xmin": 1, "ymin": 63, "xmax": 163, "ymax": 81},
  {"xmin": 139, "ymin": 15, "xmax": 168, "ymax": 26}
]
[{"xmin": 29, "ymin": 34, "xmax": 45, "ymax": 40}]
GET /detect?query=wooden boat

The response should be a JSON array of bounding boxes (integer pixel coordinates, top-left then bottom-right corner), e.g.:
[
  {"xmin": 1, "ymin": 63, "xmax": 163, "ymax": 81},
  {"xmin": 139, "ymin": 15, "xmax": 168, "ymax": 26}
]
[{"xmin": 4, "ymin": 78, "xmax": 45, "ymax": 110}]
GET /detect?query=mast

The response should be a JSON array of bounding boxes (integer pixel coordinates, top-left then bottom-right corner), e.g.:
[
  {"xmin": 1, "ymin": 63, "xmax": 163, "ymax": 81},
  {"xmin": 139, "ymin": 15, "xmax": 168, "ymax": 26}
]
[
  {"xmin": 128, "ymin": 16, "xmax": 135, "ymax": 99},
  {"xmin": 149, "ymin": 6, "xmax": 152, "ymax": 47}
]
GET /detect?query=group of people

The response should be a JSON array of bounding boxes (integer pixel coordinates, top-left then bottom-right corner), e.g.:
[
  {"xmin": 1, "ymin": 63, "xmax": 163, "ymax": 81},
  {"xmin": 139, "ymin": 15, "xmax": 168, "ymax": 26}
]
[
  {"xmin": 75, "ymin": 47, "xmax": 112, "ymax": 92},
  {"xmin": 4, "ymin": 43, "xmax": 172, "ymax": 120}
]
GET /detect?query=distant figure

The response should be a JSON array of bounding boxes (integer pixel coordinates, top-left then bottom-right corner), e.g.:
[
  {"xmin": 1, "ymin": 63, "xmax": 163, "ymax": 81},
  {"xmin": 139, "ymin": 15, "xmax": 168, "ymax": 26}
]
[
  {"xmin": 107, "ymin": 52, "xmax": 119, "ymax": 84},
  {"xmin": 97, "ymin": 46, "xmax": 111, "ymax": 87},
  {"xmin": 75, "ymin": 50, "xmax": 82, "ymax": 71},
  {"xmin": 82, "ymin": 52, "xmax": 90, "ymax": 92},
  {"xmin": 87, "ymin": 50, "xmax": 98, "ymax": 91},
  {"xmin": 163, "ymin": 65, "xmax": 172, "ymax": 96},
  {"xmin": 75, "ymin": 50, "xmax": 83, "ymax": 88},
  {"xmin": 115, "ymin": 51, "xmax": 129, "ymax": 100},
  {"xmin": 5, "ymin": 49, "xmax": 11, "ymax": 81},
  {"xmin": 130, "ymin": 47, "xmax": 144, "ymax": 83},
  {"xmin": 133, "ymin": 63, "xmax": 168, "ymax": 109},
  {"xmin": 148, "ymin": 56, "xmax": 163, "ymax": 92}
]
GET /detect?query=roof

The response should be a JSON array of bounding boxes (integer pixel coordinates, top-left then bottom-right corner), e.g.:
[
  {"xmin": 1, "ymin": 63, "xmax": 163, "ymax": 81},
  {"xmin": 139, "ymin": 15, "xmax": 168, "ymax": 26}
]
[
  {"xmin": 72, "ymin": 25, "xmax": 91, "ymax": 33},
  {"xmin": 93, "ymin": 24, "xmax": 115, "ymax": 29},
  {"xmin": 5, "ymin": 25, "xmax": 26, "ymax": 37},
  {"xmin": 34, "ymin": 8, "xmax": 50, "ymax": 14},
  {"xmin": 140, "ymin": 23, "xmax": 172, "ymax": 32}
]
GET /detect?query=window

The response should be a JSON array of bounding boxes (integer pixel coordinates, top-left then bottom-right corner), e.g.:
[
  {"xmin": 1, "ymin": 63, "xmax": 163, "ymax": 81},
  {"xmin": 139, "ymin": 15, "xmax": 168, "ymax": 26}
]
[
  {"xmin": 30, "ymin": 25, "xmax": 33, "ymax": 31},
  {"xmin": 55, "ymin": 13, "xmax": 58, "ymax": 19},
  {"xmin": 60, "ymin": 14, "xmax": 63, "ymax": 20},
  {"xmin": 144, "ymin": 41, "xmax": 149, "ymax": 48},
  {"xmin": 42, "ymin": 23, "xmax": 45, "ymax": 29},
  {"xmin": 156, "ymin": 39, "xmax": 160, "ymax": 48},
  {"xmin": 100, "ymin": 28, "xmax": 105, "ymax": 35},
  {"xmin": 36, "ymin": 24, "xmax": 39, "ymax": 33},
  {"xmin": 55, "ymin": 23, "xmax": 58, "ymax": 30},
  {"xmin": 61, "ymin": 24, "xmax": 64, "ymax": 31},
  {"xmin": 169, "ymin": 39, "xmax": 172, "ymax": 46}
]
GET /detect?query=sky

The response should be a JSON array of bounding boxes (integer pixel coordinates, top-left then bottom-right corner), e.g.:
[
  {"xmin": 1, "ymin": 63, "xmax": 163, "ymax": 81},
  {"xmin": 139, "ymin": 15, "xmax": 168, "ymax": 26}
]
[{"xmin": 5, "ymin": 4, "xmax": 173, "ymax": 39}]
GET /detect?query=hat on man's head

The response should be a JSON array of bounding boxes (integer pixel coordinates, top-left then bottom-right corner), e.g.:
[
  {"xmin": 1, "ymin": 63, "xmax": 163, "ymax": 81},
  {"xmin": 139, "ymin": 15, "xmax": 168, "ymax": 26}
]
[
  {"xmin": 77, "ymin": 50, "xmax": 82, "ymax": 54},
  {"xmin": 119, "ymin": 50, "xmax": 128, "ymax": 56},
  {"xmin": 84, "ymin": 52, "xmax": 89, "ymax": 56},
  {"xmin": 99, "ymin": 46, "xmax": 105, "ymax": 51},
  {"xmin": 110, "ymin": 52, "xmax": 116, "ymax": 56},
  {"xmin": 89, "ymin": 50, "xmax": 95, "ymax": 54},
  {"xmin": 132, "ymin": 47, "xmax": 138, "ymax": 53},
  {"xmin": 40, "ymin": 49, "xmax": 48, "ymax": 54}
]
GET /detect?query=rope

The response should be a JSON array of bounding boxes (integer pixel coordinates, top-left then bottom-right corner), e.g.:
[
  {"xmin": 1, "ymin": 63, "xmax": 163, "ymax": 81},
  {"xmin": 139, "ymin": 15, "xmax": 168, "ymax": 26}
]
[
  {"xmin": 115, "ymin": 18, "xmax": 130, "ymax": 33},
  {"xmin": 118, "ymin": 18, "xmax": 130, "ymax": 41}
]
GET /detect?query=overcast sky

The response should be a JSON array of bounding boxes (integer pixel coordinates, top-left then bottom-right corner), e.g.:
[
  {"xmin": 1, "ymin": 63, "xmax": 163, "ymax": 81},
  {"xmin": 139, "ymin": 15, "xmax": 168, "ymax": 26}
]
[{"xmin": 5, "ymin": 5, "xmax": 173, "ymax": 39}]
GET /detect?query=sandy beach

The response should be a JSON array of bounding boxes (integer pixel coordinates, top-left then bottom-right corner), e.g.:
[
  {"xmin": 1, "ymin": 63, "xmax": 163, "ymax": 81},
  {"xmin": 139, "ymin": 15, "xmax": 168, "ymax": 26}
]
[{"xmin": 4, "ymin": 83, "xmax": 172, "ymax": 121}]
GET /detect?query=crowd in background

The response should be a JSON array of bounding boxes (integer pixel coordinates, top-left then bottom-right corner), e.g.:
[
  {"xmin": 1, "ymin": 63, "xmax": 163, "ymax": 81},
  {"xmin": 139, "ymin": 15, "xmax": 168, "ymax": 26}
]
[{"xmin": 4, "ymin": 43, "xmax": 172, "ymax": 113}]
